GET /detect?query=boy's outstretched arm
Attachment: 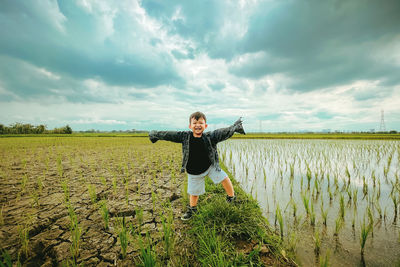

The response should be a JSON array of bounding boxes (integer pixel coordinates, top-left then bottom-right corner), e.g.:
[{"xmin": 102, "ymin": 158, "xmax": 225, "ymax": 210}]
[
  {"xmin": 149, "ymin": 130, "xmax": 185, "ymax": 143},
  {"xmin": 209, "ymin": 117, "xmax": 245, "ymax": 144}
]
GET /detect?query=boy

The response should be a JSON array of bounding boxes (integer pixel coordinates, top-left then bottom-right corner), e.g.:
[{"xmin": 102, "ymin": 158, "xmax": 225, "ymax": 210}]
[{"xmin": 149, "ymin": 111, "xmax": 245, "ymax": 220}]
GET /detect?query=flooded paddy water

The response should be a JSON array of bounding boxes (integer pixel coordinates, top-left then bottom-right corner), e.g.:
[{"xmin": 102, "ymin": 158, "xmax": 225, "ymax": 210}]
[{"xmin": 219, "ymin": 139, "xmax": 400, "ymax": 266}]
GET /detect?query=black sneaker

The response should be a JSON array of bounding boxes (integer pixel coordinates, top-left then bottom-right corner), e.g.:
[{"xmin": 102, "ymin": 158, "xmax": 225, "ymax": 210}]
[
  {"xmin": 181, "ymin": 206, "xmax": 197, "ymax": 221},
  {"xmin": 226, "ymin": 195, "xmax": 236, "ymax": 203}
]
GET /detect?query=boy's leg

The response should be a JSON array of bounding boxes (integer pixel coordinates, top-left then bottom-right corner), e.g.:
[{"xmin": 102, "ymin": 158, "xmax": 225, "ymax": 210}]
[
  {"xmin": 190, "ymin": 194, "xmax": 199, "ymax": 207},
  {"xmin": 221, "ymin": 177, "xmax": 234, "ymax": 197},
  {"xmin": 208, "ymin": 167, "xmax": 235, "ymax": 198}
]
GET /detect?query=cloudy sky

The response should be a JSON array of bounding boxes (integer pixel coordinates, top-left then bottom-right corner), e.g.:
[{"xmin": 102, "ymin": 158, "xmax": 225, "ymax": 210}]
[{"xmin": 1, "ymin": 0, "xmax": 399, "ymax": 132}]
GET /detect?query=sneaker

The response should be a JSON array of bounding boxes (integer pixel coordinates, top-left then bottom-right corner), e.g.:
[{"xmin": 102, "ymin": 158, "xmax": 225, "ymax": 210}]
[
  {"xmin": 181, "ymin": 206, "xmax": 197, "ymax": 221},
  {"xmin": 226, "ymin": 195, "xmax": 236, "ymax": 203}
]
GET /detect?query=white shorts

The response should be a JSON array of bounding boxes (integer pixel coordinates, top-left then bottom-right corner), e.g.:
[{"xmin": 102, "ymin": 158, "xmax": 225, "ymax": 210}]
[{"xmin": 187, "ymin": 165, "xmax": 228, "ymax": 196}]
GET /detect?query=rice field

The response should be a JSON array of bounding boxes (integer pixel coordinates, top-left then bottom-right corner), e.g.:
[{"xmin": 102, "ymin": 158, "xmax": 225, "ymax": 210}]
[{"xmin": 218, "ymin": 139, "xmax": 400, "ymax": 266}]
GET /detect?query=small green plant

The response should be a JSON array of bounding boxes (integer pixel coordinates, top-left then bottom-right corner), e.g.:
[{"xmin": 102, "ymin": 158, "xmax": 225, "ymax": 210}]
[
  {"xmin": 70, "ymin": 223, "xmax": 82, "ymax": 263},
  {"xmin": 360, "ymin": 218, "xmax": 371, "ymax": 255},
  {"xmin": 161, "ymin": 210, "xmax": 174, "ymax": 258},
  {"xmin": 310, "ymin": 201, "xmax": 316, "ymax": 226},
  {"xmin": 18, "ymin": 224, "xmax": 29, "ymax": 257},
  {"xmin": 61, "ymin": 179, "xmax": 70, "ymax": 204},
  {"xmin": 100, "ymin": 176, "xmax": 107, "ymax": 186},
  {"xmin": 319, "ymin": 250, "xmax": 330, "ymax": 267},
  {"xmin": 314, "ymin": 230, "xmax": 321, "ymax": 255},
  {"xmin": 117, "ymin": 217, "xmax": 128, "ymax": 259},
  {"xmin": 30, "ymin": 190, "xmax": 40, "ymax": 208},
  {"xmin": 290, "ymin": 199, "xmax": 297, "ymax": 218},
  {"xmin": 137, "ymin": 231, "xmax": 157, "ymax": 266},
  {"xmin": 320, "ymin": 203, "xmax": 328, "ymax": 226},
  {"xmin": 339, "ymin": 194, "xmax": 345, "ymax": 220},
  {"xmin": 0, "ymin": 248, "xmax": 12, "ymax": 267},
  {"xmin": 87, "ymin": 184, "xmax": 97, "ymax": 205},
  {"xmin": 367, "ymin": 206, "xmax": 374, "ymax": 237},
  {"xmin": 67, "ymin": 204, "xmax": 81, "ymax": 263},
  {"xmin": 302, "ymin": 192, "xmax": 310, "ymax": 216},
  {"xmin": 57, "ymin": 156, "xmax": 64, "ymax": 178},
  {"xmin": 334, "ymin": 216, "xmax": 343, "ymax": 236},
  {"xmin": 276, "ymin": 204, "xmax": 284, "ymax": 239},
  {"xmin": 99, "ymin": 200, "xmax": 109, "ymax": 230}
]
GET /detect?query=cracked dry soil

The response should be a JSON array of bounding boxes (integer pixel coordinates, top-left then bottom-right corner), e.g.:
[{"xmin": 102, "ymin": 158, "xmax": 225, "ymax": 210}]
[{"xmin": 0, "ymin": 137, "xmax": 194, "ymax": 266}]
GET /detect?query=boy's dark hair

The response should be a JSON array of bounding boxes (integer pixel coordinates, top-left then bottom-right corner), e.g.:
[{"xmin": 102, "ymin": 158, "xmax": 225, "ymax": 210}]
[{"xmin": 189, "ymin": 111, "xmax": 207, "ymax": 123}]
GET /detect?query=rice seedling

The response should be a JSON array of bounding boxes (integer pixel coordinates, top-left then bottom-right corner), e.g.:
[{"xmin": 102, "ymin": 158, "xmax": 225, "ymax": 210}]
[
  {"xmin": 57, "ymin": 155, "xmax": 64, "ymax": 178},
  {"xmin": 353, "ymin": 188, "xmax": 358, "ymax": 207},
  {"xmin": 345, "ymin": 166, "xmax": 351, "ymax": 186},
  {"xmin": 99, "ymin": 200, "xmax": 109, "ymax": 230},
  {"xmin": 18, "ymin": 224, "xmax": 29, "ymax": 257},
  {"xmin": 70, "ymin": 223, "xmax": 82, "ymax": 263},
  {"xmin": 66, "ymin": 203, "xmax": 81, "ymax": 263},
  {"xmin": 290, "ymin": 199, "xmax": 297, "ymax": 218},
  {"xmin": 137, "ymin": 231, "xmax": 157, "ymax": 266},
  {"xmin": 339, "ymin": 194, "xmax": 345, "ymax": 220},
  {"xmin": 319, "ymin": 250, "xmax": 330, "ymax": 267},
  {"xmin": 360, "ymin": 218, "xmax": 371, "ymax": 255},
  {"xmin": 334, "ymin": 216, "xmax": 343, "ymax": 237},
  {"xmin": 117, "ymin": 216, "xmax": 128, "ymax": 259},
  {"xmin": 30, "ymin": 191, "xmax": 40, "ymax": 208},
  {"xmin": 302, "ymin": 192, "xmax": 310, "ymax": 216},
  {"xmin": 320, "ymin": 203, "xmax": 328, "ymax": 227},
  {"xmin": 0, "ymin": 249, "xmax": 12, "ymax": 267},
  {"xmin": 314, "ymin": 230, "xmax": 321, "ymax": 255},
  {"xmin": 306, "ymin": 165, "xmax": 312, "ymax": 190},
  {"xmin": 161, "ymin": 210, "xmax": 174, "ymax": 258},
  {"xmin": 87, "ymin": 184, "xmax": 97, "ymax": 205},
  {"xmin": 276, "ymin": 204, "xmax": 284, "ymax": 239},
  {"xmin": 374, "ymin": 201, "xmax": 382, "ymax": 220},
  {"xmin": 100, "ymin": 176, "xmax": 107, "ymax": 186},
  {"xmin": 328, "ymin": 187, "xmax": 333, "ymax": 203},
  {"xmin": 310, "ymin": 201, "xmax": 316, "ymax": 226}
]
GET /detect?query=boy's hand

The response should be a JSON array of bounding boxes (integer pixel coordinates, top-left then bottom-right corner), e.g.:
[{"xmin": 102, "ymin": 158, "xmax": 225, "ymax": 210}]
[
  {"xmin": 149, "ymin": 130, "xmax": 158, "ymax": 143},
  {"xmin": 234, "ymin": 117, "xmax": 246, "ymax": 135}
]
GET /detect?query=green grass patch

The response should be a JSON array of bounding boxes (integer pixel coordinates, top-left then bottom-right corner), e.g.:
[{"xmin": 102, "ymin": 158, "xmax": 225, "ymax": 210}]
[{"xmin": 187, "ymin": 163, "xmax": 294, "ymax": 266}]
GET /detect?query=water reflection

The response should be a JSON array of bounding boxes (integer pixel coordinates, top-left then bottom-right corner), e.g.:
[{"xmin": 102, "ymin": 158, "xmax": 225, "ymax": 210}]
[{"xmin": 218, "ymin": 139, "xmax": 400, "ymax": 266}]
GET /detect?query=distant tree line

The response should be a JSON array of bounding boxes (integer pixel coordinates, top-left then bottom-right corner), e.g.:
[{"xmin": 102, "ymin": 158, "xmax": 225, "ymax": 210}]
[{"xmin": 0, "ymin": 123, "xmax": 72, "ymax": 134}]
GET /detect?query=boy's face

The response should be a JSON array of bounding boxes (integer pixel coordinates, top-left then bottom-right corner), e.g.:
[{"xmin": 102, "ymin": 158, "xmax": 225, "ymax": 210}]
[{"xmin": 189, "ymin": 117, "xmax": 208, "ymax": 137}]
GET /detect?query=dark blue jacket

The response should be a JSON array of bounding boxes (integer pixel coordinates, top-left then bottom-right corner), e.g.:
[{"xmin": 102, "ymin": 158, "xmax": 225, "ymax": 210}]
[{"xmin": 149, "ymin": 118, "xmax": 245, "ymax": 173}]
